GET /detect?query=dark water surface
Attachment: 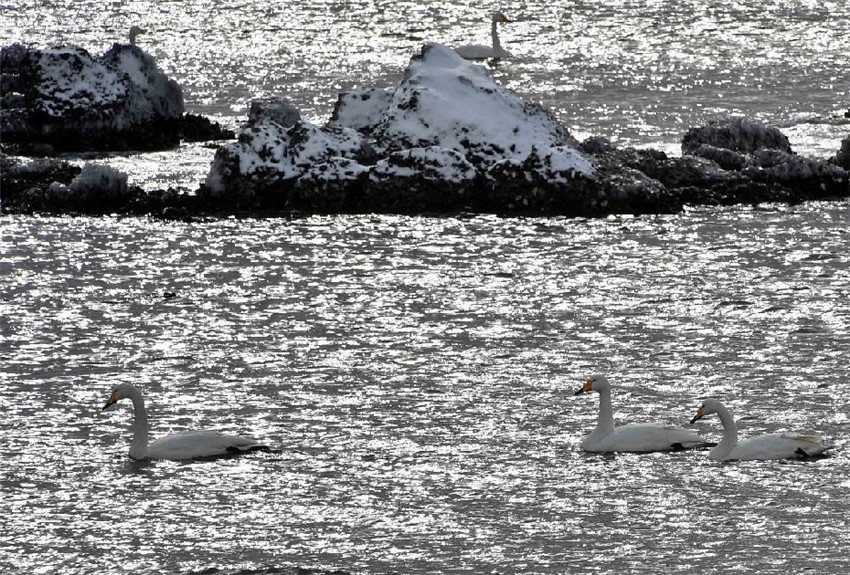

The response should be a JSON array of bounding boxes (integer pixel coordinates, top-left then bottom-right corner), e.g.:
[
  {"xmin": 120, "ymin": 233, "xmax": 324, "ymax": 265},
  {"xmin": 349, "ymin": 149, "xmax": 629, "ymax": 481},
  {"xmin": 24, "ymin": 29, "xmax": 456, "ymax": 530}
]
[{"xmin": 1, "ymin": 204, "xmax": 848, "ymax": 573}]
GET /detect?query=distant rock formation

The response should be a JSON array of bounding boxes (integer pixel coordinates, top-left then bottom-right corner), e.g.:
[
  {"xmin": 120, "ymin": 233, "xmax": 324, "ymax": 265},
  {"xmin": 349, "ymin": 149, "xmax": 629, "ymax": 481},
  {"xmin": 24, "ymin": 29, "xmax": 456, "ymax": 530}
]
[
  {"xmin": 201, "ymin": 43, "xmax": 596, "ymax": 213},
  {"xmin": 0, "ymin": 42, "xmax": 232, "ymax": 153},
  {"xmin": 1, "ymin": 43, "xmax": 846, "ymax": 217}
]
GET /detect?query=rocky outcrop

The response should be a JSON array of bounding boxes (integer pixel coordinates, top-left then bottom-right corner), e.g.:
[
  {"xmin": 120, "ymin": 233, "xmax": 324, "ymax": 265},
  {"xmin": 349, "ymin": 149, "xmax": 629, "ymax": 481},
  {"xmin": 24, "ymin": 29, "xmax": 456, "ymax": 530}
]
[
  {"xmin": 200, "ymin": 43, "xmax": 597, "ymax": 214},
  {"xmin": 2, "ymin": 43, "xmax": 846, "ymax": 218},
  {"xmin": 0, "ymin": 42, "xmax": 231, "ymax": 153}
]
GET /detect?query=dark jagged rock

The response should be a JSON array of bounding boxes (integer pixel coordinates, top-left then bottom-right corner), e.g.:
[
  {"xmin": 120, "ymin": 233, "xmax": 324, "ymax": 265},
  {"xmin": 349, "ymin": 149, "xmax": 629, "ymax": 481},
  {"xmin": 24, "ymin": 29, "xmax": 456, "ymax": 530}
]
[
  {"xmin": 247, "ymin": 97, "xmax": 302, "ymax": 128},
  {"xmin": 682, "ymin": 117, "xmax": 792, "ymax": 155},
  {"xmin": 831, "ymin": 135, "xmax": 849, "ymax": 170},
  {"xmin": 179, "ymin": 113, "xmax": 235, "ymax": 142}
]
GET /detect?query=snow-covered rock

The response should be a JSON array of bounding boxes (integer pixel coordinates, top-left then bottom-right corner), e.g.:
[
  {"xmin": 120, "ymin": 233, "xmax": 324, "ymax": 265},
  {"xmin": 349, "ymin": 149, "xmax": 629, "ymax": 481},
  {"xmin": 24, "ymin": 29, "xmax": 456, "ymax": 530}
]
[
  {"xmin": 204, "ymin": 118, "xmax": 365, "ymax": 198},
  {"xmin": 371, "ymin": 43, "xmax": 583, "ymax": 169},
  {"xmin": 69, "ymin": 164, "xmax": 129, "ymax": 199},
  {"xmin": 1, "ymin": 42, "xmax": 185, "ymax": 152},
  {"xmin": 329, "ymin": 88, "xmax": 392, "ymax": 133},
  {"xmin": 370, "ymin": 146, "xmax": 478, "ymax": 184},
  {"xmin": 204, "ymin": 43, "xmax": 597, "ymax": 212}
]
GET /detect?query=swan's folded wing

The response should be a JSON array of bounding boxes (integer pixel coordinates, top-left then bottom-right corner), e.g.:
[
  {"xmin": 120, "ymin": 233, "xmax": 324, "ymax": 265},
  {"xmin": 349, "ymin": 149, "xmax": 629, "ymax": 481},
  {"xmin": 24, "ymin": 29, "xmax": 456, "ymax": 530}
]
[
  {"xmin": 593, "ymin": 423, "xmax": 707, "ymax": 452},
  {"xmin": 148, "ymin": 430, "xmax": 267, "ymax": 460},
  {"xmin": 729, "ymin": 433, "xmax": 830, "ymax": 460}
]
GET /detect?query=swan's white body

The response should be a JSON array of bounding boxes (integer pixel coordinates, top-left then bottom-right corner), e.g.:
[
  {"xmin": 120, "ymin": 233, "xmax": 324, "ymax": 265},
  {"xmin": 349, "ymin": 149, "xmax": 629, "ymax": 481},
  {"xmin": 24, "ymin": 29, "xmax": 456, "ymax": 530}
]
[
  {"xmin": 575, "ymin": 375, "xmax": 708, "ymax": 452},
  {"xmin": 691, "ymin": 399, "xmax": 831, "ymax": 461},
  {"xmin": 103, "ymin": 383, "xmax": 267, "ymax": 460},
  {"xmin": 454, "ymin": 12, "xmax": 513, "ymax": 60}
]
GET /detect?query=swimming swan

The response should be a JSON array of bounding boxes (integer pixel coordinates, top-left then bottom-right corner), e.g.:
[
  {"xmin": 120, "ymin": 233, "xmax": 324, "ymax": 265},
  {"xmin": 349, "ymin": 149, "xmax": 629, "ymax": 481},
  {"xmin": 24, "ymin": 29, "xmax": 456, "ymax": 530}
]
[
  {"xmin": 454, "ymin": 12, "xmax": 513, "ymax": 60},
  {"xmin": 574, "ymin": 374, "xmax": 709, "ymax": 452},
  {"xmin": 128, "ymin": 26, "xmax": 146, "ymax": 46},
  {"xmin": 102, "ymin": 383, "xmax": 268, "ymax": 460},
  {"xmin": 690, "ymin": 398, "xmax": 831, "ymax": 461}
]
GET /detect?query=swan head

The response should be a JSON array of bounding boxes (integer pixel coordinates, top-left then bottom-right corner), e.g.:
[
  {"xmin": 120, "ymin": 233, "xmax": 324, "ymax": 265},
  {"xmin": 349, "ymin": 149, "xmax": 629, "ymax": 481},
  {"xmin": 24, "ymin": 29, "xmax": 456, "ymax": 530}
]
[
  {"xmin": 492, "ymin": 12, "xmax": 511, "ymax": 24},
  {"xmin": 128, "ymin": 26, "xmax": 147, "ymax": 45},
  {"xmin": 690, "ymin": 398, "xmax": 722, "ymax": 424},
  {"xmin": 574, "ymin": 374, "xmax": 610, "ymax": 395},
  {"xmin": 102, "ymin": 383, "xmax": 136, "ymax": 410}
]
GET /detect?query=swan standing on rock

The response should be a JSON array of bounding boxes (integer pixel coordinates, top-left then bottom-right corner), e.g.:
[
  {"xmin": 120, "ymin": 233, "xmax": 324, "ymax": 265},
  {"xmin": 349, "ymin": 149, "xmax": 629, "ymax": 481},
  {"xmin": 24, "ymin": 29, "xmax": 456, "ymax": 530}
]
[
  {"xmin": 128, "ymin": 26, "xmax": 146, "ymax": 46},
  {"xmin": 690, "ymin": 398, "xmax": 831, "ymax": 461},
  {"xmin": 102, "ymin": 383, "xmax": 269, "ymax": 460},
  {"xmin": 454, "ymin": 11, "xmax": 513, "ymax": 60},
  {"xmin": 574, "ymin": 375, "xmax": 710, "ymax": 452}
]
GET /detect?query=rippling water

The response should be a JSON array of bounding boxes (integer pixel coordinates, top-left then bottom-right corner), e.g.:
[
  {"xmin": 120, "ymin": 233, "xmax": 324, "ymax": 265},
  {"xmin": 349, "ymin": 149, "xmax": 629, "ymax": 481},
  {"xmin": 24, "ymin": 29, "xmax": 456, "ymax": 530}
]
[
  {"xmin": 1, "ymin": 204, "xmax": 849, "ymax": 573},
  {"xmin": 2, "ymin": 1, "xmax": 849, "ymax": 189},
  {"xmin": 2, "ymin": 1, "xmax": 850, "ymax": 573}
]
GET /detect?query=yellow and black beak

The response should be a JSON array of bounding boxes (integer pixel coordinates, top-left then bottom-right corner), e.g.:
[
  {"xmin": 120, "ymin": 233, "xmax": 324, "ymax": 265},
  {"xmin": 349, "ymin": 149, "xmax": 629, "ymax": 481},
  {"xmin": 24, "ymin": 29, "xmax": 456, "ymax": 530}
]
[
  {"xmin": 574, "ymin": 379, "xmax": 594, "ymax": 396},
  {"xmin": 690, "ymin": 407, "xmax": 704, "ymax": 424},
  {"xmin": 102, "ymin": 390, "xmax": 118, "ymax": 411}
]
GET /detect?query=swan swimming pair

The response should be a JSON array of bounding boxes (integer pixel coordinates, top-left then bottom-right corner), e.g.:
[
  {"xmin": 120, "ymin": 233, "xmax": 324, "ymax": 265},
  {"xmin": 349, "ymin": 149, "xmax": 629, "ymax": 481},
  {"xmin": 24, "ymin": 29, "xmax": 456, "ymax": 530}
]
[{"xmin": 575, "ymin": 375, "xmax": 832, "ymax": 460}]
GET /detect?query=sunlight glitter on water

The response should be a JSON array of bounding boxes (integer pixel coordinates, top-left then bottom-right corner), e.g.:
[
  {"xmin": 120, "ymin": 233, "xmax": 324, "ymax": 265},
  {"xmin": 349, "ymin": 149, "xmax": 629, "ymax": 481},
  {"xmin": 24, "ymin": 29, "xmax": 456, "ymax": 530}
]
[{"xmin": 2, "ymin": 204, "xmax": 849, "ymax": 573}]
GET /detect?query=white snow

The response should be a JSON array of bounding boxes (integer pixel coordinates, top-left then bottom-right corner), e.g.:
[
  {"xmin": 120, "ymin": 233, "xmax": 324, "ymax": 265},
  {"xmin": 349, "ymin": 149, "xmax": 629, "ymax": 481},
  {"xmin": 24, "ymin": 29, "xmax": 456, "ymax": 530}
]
[
  {"xmin": 207, "ymin": 42, "xmax": 598, "ymax": 195},
  {"xmin": 329, "ymin": 88, "xmax": 392, "ymax": 133},
  {"xmin": 373, "ymin": 44, "xmax": 583, "ymax": 169},
  {"xmin": 35, "ymin": 48, "xmax": 127, "ymax": 116}
]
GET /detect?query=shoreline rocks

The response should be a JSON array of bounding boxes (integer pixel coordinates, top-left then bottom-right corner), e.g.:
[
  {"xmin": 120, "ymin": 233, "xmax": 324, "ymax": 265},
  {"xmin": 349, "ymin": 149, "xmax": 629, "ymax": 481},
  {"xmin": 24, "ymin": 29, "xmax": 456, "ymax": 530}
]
[{"xmin": 1, "ymin": 43, "xmax": 847, "ymax": 219}]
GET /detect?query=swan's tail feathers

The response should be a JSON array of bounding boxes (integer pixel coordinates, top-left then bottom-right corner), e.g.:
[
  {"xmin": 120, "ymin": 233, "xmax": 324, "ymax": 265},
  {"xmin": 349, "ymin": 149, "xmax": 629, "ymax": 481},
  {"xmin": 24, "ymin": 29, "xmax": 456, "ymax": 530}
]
[
  {"xmin": 672, "ymin": 440, "xmax": 717, "ymax": 451},
  {"xmin": 792, "ymin": 441, "xmax": 833, "ymax": 460},
  {"xmin": 225, "ymin": 443, "xmax": 272, "ymax": 454}
]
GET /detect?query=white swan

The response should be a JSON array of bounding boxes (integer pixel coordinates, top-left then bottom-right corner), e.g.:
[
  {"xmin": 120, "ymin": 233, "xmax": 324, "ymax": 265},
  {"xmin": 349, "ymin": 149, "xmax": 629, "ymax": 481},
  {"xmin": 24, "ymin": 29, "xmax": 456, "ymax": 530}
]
[
  {"xmin": 454, "ymin": 12, "xmax": 513, "ymax": 60},
  {"xmin": 128, "ymin": 26, "xmax": 146, "ymax": 46},
  {"xmin": 690, "ymin": 398, "xmax": 831, "ymax": 461},
  {"xmin": 102, "ymin": 383, "xmax": 268, "ymax": 460},
  {"xmin": 574, "ymin": 374, "xmax": 709, "ymax": 452}
]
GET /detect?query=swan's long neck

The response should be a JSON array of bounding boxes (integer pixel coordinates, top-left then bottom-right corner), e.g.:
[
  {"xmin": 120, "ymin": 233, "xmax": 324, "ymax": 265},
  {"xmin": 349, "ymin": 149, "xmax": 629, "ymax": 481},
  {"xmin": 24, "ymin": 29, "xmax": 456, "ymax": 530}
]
[
  {"xmin": 596, "ymin": 387, "xmax": 615, "ymax": 435},
  {"xmin": 580, "ymin": 387, "xmax": 615, "ymax": 449},
  {"xmin": 126, "ymin": 387, "xmax": 150, "ymax": 459},
  {"xmin": 709, "ymin": 404, "xmax": 738, "ymax": 460},
  {"xmin": 491, "ymin": 18, "xmax": 501, "ymax": 51}
]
